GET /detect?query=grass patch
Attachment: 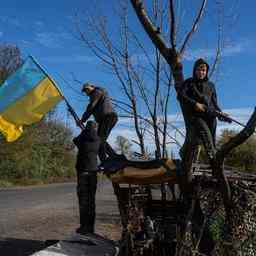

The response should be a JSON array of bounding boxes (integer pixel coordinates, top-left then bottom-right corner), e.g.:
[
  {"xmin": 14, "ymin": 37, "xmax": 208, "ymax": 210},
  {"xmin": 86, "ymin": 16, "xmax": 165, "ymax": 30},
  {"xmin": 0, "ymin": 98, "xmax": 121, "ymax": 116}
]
[
  {"xmin": 0, "ymin": 177, "xmax": 76, "ymax": 188},
  {"xmin": 0, "ymin": 180, "xmax": 14, "ymax": 187}
]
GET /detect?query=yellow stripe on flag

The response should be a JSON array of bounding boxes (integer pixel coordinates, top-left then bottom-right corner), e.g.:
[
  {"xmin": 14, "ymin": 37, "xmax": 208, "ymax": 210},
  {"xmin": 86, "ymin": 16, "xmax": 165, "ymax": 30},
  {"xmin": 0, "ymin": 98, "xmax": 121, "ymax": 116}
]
[
  {"xmin": 1, "ymin": 77, "xmax": 63, "ymax": 125},
  {"xmin": 0, "ymin": 116, "xmax": 23, "ymax": 142}
]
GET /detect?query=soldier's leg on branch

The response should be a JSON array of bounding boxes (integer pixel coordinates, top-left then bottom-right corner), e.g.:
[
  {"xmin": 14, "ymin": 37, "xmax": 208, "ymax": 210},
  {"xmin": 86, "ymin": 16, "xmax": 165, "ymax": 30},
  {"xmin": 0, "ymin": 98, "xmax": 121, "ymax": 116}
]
[
  {"xmin": 194, "ymin": 117, "xmax": 226, "ymax": 180},
  {"xmin": 196, "ymin": 119, "xmax": 232, "ymax": 209},
  {"xmin": 192, "ymin": 145, "xmax": 202, "ymax": 172},
  {"xmin": 98, "ymin": 121, "xmax": 108, "ymax": 162},
  {"xmin": 98, "ymin": 113, "xmax": 118, "ymax": 161},
  {"xmin": 179, "ymin": 124, "xmax": 199, "ymax": 196},
  {"xmin": 195, "ymin": 118, "xmax": 216, "ymax": 167}
]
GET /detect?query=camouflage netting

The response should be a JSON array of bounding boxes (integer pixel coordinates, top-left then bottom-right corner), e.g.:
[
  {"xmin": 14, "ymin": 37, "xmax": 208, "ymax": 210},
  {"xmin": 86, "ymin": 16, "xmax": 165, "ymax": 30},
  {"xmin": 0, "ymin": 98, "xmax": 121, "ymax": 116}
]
[{"xmin": 179, "ymin": 177, "xmax": 256, "ymax": 256}]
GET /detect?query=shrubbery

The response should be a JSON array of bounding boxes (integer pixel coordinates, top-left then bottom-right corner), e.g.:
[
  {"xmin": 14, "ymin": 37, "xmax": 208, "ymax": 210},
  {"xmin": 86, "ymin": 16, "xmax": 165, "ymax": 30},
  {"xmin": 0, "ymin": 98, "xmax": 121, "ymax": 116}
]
[
  {"xmin": 0, "ymin": 118, "xmax": 76, "ymax": 185},
  {"xmin": 217, "ymin": 129, "xmax": 256, "ymax": 172}
]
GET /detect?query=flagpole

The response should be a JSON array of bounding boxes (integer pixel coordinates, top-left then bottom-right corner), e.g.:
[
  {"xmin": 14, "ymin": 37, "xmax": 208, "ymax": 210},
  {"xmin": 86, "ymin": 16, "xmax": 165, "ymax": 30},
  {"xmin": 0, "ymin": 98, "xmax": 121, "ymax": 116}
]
[{"xmin": 29, "ymin": 55, "xmax": 85, "ymax": 130}]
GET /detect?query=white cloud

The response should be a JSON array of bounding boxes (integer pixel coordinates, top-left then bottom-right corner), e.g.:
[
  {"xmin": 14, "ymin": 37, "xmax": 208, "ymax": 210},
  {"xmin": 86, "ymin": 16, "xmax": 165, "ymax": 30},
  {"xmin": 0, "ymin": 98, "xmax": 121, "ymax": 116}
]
[
  {"xmin": 0, "ymin": 31, "xmax": 3, "ymax": 37},
  {"xmin": 184, "ymin": 41, "xmax": 248, "ymax": 61},
  {"xmin": 109, "ymin": 128, "xmax": 138, "ymax": 142},
  {"xmin": 34, "ymin": 31, "xmax": 72, "ymax": 49},
  {"xmin": 41, "ymin": 55, "xmax": 95, "ymax": 64},
  {"xmin": 167, "ymin": 107, "xmax": 255, "ymax": 145},
  {"xmin": 19, "ymin": 39, "xmax": 31, "ymax": 48},
  {"xmin": 217, "ymin": 107, "xmax": 254, "ymax": 133},
  {"xmin": 34, "ymin": 21, "xmax": 45, "ymax": 28},
  {"xmin": 106, "ymin": 107, "xmax": 255, "ymax": 156},
  {"xmin": 184, "ymin": 48, "xmax": 216, "ymax": 61},
  {"xmin": 34, "ymin": 32, "xmax": 61, "ymax": 48},
  {"xmin": 0, "ymin": 16, "xmax": 22, "ymax": 28},
  {"xmin": 62, "ymin": 107, "xmax": 254, "ymax": 158},
  {"xmin": 129, "ymin": 40, "xmax": 251, "ymax": 68}
]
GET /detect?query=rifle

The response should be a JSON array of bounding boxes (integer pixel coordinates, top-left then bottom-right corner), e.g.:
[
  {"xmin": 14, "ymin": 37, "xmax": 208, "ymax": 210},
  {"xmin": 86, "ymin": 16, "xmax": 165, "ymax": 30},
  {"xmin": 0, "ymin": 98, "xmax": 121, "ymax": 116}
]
[
  {"xmin": 207, "ymin": 108, "xmax": 247, "ymax": 128},
  {"xmin": 192, "ymin": 85, "xmax": 246, "ymax": 128}
]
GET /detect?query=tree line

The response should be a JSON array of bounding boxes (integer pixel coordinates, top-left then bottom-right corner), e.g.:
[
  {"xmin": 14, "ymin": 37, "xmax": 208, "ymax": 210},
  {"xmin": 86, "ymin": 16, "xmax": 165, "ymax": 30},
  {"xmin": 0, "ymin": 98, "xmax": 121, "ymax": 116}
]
[{"xmin": 0, "ymin": 119, "xmax": 76, "ymax": 186}]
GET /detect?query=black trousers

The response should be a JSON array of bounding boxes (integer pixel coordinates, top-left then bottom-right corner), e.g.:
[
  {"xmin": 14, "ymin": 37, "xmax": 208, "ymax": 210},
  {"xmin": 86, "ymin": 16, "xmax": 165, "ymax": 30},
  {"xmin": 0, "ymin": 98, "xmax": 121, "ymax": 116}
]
[
  {"xmin": 179, "ymin": 117, "xmax": 216, "ymax": 191},
  {"xmin": 77, "ymin": 171, "xmax": 97, "ymax": 233},
  {"xmin": 97, "ymin": 112, "xmax": 118, "ymax": 162}
]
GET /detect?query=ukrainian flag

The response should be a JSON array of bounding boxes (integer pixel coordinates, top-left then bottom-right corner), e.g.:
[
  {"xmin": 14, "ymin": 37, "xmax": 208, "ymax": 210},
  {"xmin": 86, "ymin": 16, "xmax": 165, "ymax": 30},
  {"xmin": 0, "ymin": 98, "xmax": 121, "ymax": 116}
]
[{"xmin": 0, "ymin": 56, "xmax": 63, "ymax": 142}]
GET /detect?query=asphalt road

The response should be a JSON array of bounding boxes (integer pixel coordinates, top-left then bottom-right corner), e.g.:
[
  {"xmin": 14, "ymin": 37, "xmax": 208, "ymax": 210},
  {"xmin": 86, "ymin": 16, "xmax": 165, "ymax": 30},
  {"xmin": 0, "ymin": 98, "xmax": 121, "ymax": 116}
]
[{"xmin": 0, "ymin": 181, "xmax": 120, "ymax": 256}]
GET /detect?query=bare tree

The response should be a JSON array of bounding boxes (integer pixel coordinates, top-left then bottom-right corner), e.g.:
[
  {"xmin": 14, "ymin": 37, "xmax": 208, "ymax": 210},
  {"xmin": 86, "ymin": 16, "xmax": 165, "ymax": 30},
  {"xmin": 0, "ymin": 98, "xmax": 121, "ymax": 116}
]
[
  {"xmin": 0, "ymin": 44, "xmax": 23, "ymax": 84},
  {"xmin": 73, "ymin": 0, "xmax": 182, "ymax": 159}
]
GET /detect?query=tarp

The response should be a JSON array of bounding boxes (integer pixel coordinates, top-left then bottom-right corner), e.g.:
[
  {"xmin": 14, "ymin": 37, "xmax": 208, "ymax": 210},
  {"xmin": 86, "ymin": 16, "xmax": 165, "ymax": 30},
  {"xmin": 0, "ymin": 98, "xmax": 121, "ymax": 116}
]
[{"xmin": 110, "ymin": 159, "xmax": 179, "ymax": 184}]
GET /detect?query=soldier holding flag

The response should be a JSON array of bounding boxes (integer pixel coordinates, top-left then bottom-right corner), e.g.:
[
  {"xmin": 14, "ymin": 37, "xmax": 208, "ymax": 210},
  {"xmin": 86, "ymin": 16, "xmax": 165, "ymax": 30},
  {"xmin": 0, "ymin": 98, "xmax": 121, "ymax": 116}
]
[{"xmin": 78, "ymin": 82, "xmax": 118, "ymax": 162}]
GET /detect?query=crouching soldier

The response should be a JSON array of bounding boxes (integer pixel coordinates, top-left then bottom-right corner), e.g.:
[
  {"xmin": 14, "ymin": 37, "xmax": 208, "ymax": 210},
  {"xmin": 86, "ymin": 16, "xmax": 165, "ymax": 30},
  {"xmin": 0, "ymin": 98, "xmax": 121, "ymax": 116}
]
[{"xmin": 73, "ymin": 121, "xmax": 100, "ymax": 234}]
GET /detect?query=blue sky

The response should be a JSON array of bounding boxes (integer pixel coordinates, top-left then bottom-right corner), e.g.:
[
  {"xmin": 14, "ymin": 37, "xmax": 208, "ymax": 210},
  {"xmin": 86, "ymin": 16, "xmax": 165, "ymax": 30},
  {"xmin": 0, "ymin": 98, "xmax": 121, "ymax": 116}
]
[{"xmin": 1, "ymin": 0, "xmax": 256, "ymax": 154}]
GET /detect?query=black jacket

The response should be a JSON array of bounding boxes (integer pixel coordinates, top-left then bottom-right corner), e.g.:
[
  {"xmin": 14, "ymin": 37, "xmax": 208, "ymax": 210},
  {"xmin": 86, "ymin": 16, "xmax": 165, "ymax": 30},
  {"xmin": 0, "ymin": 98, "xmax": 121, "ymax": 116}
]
[
  {"xmin": 177, "ymin": 77, "xmax": 221, "ymax": 119},
  {"xmin": 82, "ymin": 87, "xmax": 116, "ymax": 123},
  {"xmin": 73, "ymin": 127, "xmax": 100, "ymax": 172},
  {"xmin": 177, "ymin": 77, "xmax": 222, "ymax": 141}
]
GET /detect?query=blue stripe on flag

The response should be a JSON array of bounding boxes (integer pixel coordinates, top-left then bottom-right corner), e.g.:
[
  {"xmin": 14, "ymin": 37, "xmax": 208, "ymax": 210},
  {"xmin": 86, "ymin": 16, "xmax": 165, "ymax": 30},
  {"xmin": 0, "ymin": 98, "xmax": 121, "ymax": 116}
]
[{"xmin": 0, "ymin": 56, "xmax": 46, "ymax": 113}]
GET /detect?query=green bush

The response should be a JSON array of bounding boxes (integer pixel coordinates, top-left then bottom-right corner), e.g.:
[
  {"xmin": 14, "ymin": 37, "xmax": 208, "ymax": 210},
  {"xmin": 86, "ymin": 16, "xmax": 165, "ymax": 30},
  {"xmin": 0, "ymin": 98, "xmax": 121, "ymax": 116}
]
[
  {"xmin": 217, "ymin": 129, "xmax": 256, "ymax": 172},
  {"xmin": 0, "ymin": 118, "xmax": 76, "ymax": 184}
]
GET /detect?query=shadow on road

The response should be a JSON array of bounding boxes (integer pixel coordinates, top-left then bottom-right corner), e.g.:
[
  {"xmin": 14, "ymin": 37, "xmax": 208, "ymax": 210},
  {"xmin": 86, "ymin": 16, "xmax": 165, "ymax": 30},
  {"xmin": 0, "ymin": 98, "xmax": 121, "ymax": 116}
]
[{"xmin": 0, "ymin": 237, "xmax": 46, "ymax": 256}]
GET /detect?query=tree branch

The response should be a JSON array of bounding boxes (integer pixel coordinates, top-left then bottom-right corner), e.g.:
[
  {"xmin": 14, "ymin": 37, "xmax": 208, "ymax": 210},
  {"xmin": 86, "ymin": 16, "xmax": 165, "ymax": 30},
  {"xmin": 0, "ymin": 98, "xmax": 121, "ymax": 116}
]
[
  {"xmin": 130, "ymin": 0, "xmax": 172, "ymax": 64},
  {"xmin": 169, "ymin": 0, "xmax": 176, "ymax": 49},
  {"xmin": 180, "ymin": 0, "xmax": 207, "ymax": 56}
]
